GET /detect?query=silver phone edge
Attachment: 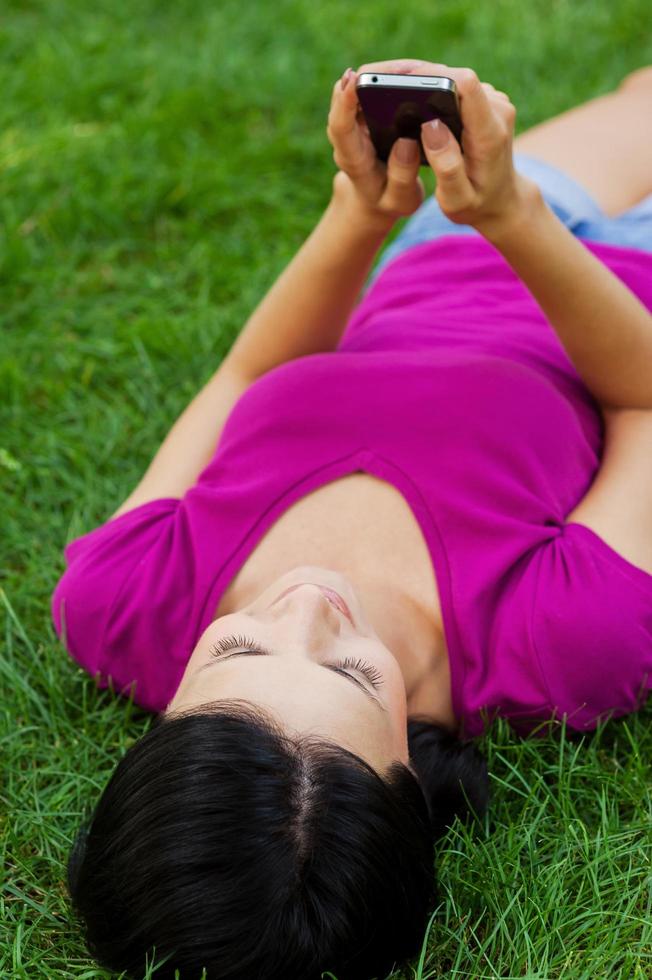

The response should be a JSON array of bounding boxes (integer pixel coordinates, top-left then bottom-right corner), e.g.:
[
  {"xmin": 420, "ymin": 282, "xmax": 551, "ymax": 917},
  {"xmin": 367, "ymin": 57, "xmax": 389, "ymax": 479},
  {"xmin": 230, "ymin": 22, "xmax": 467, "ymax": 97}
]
[{"xmin": 356, "ymin": 72, "xmax": 457, "ymax": 93}]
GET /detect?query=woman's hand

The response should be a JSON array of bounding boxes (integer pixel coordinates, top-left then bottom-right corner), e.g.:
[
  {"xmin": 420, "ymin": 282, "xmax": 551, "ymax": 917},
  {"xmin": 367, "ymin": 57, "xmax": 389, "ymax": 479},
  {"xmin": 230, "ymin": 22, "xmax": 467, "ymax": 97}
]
[
  {"xmin": 327, "ymin": 58, "xmax": 538, "ymax": 237},
  {"xmin": 412, "ymin": 60, "xmax": 538, "ymax": 236},
  {"xmin": 327, "ymin": 62, "xmax": 426, "ymax": 228}
]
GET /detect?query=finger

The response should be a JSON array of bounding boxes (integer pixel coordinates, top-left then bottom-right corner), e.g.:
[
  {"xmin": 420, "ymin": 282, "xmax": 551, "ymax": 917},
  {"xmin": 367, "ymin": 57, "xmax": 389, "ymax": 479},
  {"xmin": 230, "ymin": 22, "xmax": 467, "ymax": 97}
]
[
  {"xmin": 327, "ymin": 69, "xmax": 372, "ymax": 175},
  {"xmin": 490, "ymin": 95, "xmax": 517, "ymax": 131},
  {"xmin": 450, "ymin": 68, "xmax": 505, "ymax": 141},
  {"xmin": 356, "ymin": 59, "xmax": 450, "ymax": 76},
  {"xmin": 420, "ymin": 119, "xmax": 473, "ymax": 211},
  {"xmin": 482, "ymin": 82, "xmax": 508, "ymax": 100},
  {"xmin": 383, "ymin": 137, "xmax": 422, "ymax": 209},
  {"xmin": 328, "ymin": 67, "xmax": 358, "ymax": 118},
  {"xmin": 454, "ymin": 69, "xmax": 494, "ymax": 135},
  {"xmin": 485, "ymin": 87, "xmax": 511, "ymax": 102}
]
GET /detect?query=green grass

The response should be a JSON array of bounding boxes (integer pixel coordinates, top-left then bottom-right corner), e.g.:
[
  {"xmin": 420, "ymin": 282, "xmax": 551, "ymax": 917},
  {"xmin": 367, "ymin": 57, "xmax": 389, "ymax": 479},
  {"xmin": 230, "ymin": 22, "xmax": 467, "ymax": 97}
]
[{"xmin": 2, "ymin": 0, "xmax": 651, "ymax": 976}]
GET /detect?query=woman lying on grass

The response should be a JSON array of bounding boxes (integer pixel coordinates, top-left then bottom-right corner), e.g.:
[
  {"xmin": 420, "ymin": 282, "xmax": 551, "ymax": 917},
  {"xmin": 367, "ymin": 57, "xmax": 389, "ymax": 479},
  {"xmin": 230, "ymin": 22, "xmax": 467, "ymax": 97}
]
[{"xmin": 52, "ymin": 58, "xmax": 652, "ymax": 980}]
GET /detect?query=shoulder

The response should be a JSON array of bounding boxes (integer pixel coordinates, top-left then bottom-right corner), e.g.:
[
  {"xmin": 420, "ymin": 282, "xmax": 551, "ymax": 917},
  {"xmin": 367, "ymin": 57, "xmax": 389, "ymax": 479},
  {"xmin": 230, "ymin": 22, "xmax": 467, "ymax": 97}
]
[
  {"xmin": 528, "ymin": 520, "xmax": 652, "ymax": 732},
  {"xmin": 51, "ymin": 499, "xmax": 190, "ymax": 711}
]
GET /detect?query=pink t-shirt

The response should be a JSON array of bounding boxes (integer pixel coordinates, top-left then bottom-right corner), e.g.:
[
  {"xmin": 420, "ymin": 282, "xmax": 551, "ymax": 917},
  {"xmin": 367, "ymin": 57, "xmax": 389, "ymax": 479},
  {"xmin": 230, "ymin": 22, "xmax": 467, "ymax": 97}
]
[{"xmin": 51, "ymin": 235, "xmax": 652, "ymax": 739}]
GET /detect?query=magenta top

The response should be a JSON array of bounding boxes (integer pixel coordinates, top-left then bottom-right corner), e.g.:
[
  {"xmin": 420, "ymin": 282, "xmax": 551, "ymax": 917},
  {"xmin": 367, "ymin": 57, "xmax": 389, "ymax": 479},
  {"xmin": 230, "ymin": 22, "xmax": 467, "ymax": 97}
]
[{"xmin": 51, "ymin": 235, "xmax": 652, "ymax": 739}]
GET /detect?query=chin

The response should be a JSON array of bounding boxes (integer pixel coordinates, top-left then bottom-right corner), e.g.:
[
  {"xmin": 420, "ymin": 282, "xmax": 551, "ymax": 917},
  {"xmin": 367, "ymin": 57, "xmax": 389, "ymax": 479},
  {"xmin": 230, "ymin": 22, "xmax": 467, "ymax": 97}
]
[{"xmin": 287, "ymin": 564, "xmax": 352, "ymax": 586}]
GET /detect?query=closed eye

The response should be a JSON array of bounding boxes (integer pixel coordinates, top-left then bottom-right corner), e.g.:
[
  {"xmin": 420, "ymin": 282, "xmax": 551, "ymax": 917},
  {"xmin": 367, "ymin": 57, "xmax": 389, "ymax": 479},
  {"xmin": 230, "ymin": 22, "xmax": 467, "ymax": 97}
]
[{"xmin": 196, "ymin": 648, "xmax": 387, "ymax": 712}]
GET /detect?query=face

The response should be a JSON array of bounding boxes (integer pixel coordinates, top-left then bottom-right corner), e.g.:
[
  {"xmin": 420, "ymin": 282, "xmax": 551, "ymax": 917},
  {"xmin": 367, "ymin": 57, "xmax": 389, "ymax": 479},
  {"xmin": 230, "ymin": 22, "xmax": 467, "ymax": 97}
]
[{"xmin": 166, "ymin": 566, "xmax": 411, "ymax": 776}]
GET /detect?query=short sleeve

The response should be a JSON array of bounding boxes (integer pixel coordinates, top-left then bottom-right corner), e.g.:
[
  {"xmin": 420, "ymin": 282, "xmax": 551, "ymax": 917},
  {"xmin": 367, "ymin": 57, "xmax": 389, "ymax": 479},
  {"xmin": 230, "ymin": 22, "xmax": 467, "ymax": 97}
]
[
  {"xmin": 529, "ymin": 523, "xmax": 652, "ymax": 731},
  {"xmin": 50, "ymin": 498, "xmax": 195, "ymax": 712}
]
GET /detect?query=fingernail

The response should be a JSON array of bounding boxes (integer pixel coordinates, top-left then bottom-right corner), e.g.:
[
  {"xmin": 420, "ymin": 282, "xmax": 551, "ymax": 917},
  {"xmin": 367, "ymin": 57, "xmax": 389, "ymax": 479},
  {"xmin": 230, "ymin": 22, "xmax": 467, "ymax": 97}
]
[
  {"xmin": 395, "ymin": 138, "xmax": 418, "ymax": 163},
  {"xmin": 341, "ymin": 67, "xmax": 354, "ymax": 91},
  {"xmin": 421, "ymin": 119, "xmax": 449, "ymax": 150}
]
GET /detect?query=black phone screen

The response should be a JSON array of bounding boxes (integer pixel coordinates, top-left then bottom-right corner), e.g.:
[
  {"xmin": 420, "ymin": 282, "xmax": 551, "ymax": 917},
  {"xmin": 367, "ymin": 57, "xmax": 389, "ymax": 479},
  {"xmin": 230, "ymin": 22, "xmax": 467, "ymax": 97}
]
[{"xmin": 357, "ymin": 81, "xmax": 463, "ymax": 164}]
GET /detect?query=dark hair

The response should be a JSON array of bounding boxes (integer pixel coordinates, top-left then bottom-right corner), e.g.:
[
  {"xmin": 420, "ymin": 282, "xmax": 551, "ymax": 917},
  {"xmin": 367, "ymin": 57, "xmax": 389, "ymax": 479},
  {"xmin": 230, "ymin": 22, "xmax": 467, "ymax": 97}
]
[{"xmin": 68, "ymin": 703, "xmax": 489, "ymax": 979}]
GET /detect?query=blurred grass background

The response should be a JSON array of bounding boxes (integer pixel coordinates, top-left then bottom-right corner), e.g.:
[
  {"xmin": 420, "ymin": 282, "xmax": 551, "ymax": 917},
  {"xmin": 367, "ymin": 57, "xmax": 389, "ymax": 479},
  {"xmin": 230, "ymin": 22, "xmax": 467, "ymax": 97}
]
[{"xmin": 1, "ymin": 0, "xmax": 651, "ymax": 976}]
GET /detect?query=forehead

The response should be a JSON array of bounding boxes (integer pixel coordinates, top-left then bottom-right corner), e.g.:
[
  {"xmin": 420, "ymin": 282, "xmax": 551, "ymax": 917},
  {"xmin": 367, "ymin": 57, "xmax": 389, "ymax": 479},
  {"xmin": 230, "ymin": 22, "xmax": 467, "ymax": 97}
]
[{"xmin": 171, "ymin": 655, "xmax": 398, "ymax": 771}]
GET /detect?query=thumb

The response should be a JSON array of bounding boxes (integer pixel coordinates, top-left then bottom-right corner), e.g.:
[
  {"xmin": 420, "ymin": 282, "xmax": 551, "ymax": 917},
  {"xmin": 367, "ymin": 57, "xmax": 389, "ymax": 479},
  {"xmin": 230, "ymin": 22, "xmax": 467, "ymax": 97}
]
[
  {"xmin": 387, "ymin": 136, "xmax": 421, "ymax": 181},
  {"xmin": 420, "ymin": 119, "xmax": 471, "ymax": 210},
  {"xmin": 383, "ymin": 137, "xmax": 425, "ymax": 215}
]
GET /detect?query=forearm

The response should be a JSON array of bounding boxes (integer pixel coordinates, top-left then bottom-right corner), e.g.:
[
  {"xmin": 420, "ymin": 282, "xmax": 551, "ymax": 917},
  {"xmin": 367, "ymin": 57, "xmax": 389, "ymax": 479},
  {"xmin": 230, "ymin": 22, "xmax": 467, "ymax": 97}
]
[
  {"xmin": 483, "ymin": 184, "xmax": 652, "ymax": 410},
  {"xmin": 226, "ymin": 191, "xmax": 395, "ymax": 380}
]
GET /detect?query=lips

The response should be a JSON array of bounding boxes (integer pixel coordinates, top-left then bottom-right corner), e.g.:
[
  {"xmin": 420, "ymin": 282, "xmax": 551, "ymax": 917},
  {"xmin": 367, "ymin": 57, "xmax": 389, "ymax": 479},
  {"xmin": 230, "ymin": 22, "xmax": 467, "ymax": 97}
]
[
  {"xmin": 316, "ymin": 586, "xmax": 354, "ymax": 625},
  {"xmin": 272, "ymin": 583, "xmax": 354, "ymax": 625}
]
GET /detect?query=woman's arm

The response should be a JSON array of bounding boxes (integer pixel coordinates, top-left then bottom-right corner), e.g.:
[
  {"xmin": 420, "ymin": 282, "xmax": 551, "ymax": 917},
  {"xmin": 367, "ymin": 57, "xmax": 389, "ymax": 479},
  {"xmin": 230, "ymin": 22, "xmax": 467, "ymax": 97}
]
[
  {"xmin": 109, "ymin": 190, "xmax": 393, "ymax": 519},
  {"xmin": 226, "ymin": 186, "xmax": 395, "ymax": 381},
  {"xmin": 480, "ymin": 186, "xmax": 652, "ymax": 412},
  {"xmin": 225, "ymin": 61, "xmax": 434, "ymax": 380},
  {"xmin": 405, "ymin": 61, "xmax": 652, "ymax": 412}
]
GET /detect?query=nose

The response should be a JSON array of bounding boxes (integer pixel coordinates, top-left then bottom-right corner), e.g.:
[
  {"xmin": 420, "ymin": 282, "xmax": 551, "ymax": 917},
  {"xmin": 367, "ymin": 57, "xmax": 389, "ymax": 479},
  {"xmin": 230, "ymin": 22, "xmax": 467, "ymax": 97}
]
[{"xmin": 270, "ymin": 584, "xmax": 343, "ymax": 649}]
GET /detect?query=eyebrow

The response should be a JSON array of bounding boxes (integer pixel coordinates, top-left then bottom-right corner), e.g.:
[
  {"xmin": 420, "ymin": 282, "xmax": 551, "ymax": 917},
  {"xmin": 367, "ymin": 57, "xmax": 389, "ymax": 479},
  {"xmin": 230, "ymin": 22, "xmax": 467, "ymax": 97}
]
[{"xmin": 196, "ymin": 650, "xmax": 387, "ymax": 713}]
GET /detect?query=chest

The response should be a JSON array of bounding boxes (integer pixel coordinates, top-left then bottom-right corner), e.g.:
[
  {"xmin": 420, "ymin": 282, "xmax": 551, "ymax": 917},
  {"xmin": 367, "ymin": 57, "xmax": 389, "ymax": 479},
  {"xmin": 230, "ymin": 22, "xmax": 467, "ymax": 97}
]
[{"xmin": 218, "ymin": 472, "xmax": 442, "ymax": 624}]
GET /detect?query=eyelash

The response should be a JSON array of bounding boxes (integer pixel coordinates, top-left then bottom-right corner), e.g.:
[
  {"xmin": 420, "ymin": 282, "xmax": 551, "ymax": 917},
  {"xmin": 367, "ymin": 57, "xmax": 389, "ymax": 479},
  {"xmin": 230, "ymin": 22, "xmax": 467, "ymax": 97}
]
[{"xmin": 209, "ymin": 633, "xmax": 384, "ymax": 690}]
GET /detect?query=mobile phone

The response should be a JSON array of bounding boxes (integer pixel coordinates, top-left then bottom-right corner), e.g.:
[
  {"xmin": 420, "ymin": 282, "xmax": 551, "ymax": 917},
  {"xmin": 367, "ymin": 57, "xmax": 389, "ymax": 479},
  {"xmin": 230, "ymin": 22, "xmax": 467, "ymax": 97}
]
[{"xmin": 356, "ymin": 72, "xmax": 463, "ymax": 166}]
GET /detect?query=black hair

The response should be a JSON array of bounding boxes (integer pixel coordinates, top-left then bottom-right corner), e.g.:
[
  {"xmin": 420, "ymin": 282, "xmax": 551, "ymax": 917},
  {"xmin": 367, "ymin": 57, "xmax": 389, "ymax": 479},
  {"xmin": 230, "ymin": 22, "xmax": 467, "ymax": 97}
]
[{"xmin": 68, "ymin": 703, "xmax": 489, "ymax": 979}]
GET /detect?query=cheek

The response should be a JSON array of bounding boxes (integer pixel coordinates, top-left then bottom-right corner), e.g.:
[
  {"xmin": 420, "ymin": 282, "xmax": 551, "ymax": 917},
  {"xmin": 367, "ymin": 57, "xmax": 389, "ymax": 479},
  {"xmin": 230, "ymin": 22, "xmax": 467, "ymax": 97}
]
[
  {"xmin": 384, "ymin": 668, "xmax": 409, "ymax": 729},
  {"xmin": 172, "ymin": 637, "xmax": 213, "ymax": 701},
  {"xmin": 183, "ymin": 648, "xmax": 208, "ymax": 682},
  {"xmin": 392, "ymin": 714, "xmax": 411, "ymax": 765},
  {"xmin": 386, "ymin": 660, "xmax": 407, "ymax": 702}
]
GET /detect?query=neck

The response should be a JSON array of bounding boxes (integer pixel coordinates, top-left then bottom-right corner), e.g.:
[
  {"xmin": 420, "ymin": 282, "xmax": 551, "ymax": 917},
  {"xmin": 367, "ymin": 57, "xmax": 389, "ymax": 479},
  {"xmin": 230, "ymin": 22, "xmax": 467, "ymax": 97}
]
[{"xmin": 363, "ymin": 575, "xmax": 455, "ymax": 730}]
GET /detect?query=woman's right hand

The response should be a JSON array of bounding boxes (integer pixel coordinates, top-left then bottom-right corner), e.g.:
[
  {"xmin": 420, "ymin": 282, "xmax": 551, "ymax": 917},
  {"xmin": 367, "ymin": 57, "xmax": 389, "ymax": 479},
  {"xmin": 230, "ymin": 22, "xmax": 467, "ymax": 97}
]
[{"xmin": 408, "ymin": 62, "xmax": 538, "ymax": 236}]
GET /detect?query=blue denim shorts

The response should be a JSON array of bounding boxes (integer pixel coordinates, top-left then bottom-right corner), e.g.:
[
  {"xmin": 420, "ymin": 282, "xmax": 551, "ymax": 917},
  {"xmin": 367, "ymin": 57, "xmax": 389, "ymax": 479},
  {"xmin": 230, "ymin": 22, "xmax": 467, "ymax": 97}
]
[{"xmin": 367, "ymin": 152, "xmax": 652, "ymax": 288}]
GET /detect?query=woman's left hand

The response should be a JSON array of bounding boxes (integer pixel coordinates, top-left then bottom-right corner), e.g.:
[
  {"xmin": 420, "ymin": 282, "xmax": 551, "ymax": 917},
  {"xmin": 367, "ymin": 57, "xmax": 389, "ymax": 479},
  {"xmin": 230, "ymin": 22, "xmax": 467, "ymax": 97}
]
[{"xmin": 327, "ymin": 62, "xmax": 426, "ymax": 227}]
